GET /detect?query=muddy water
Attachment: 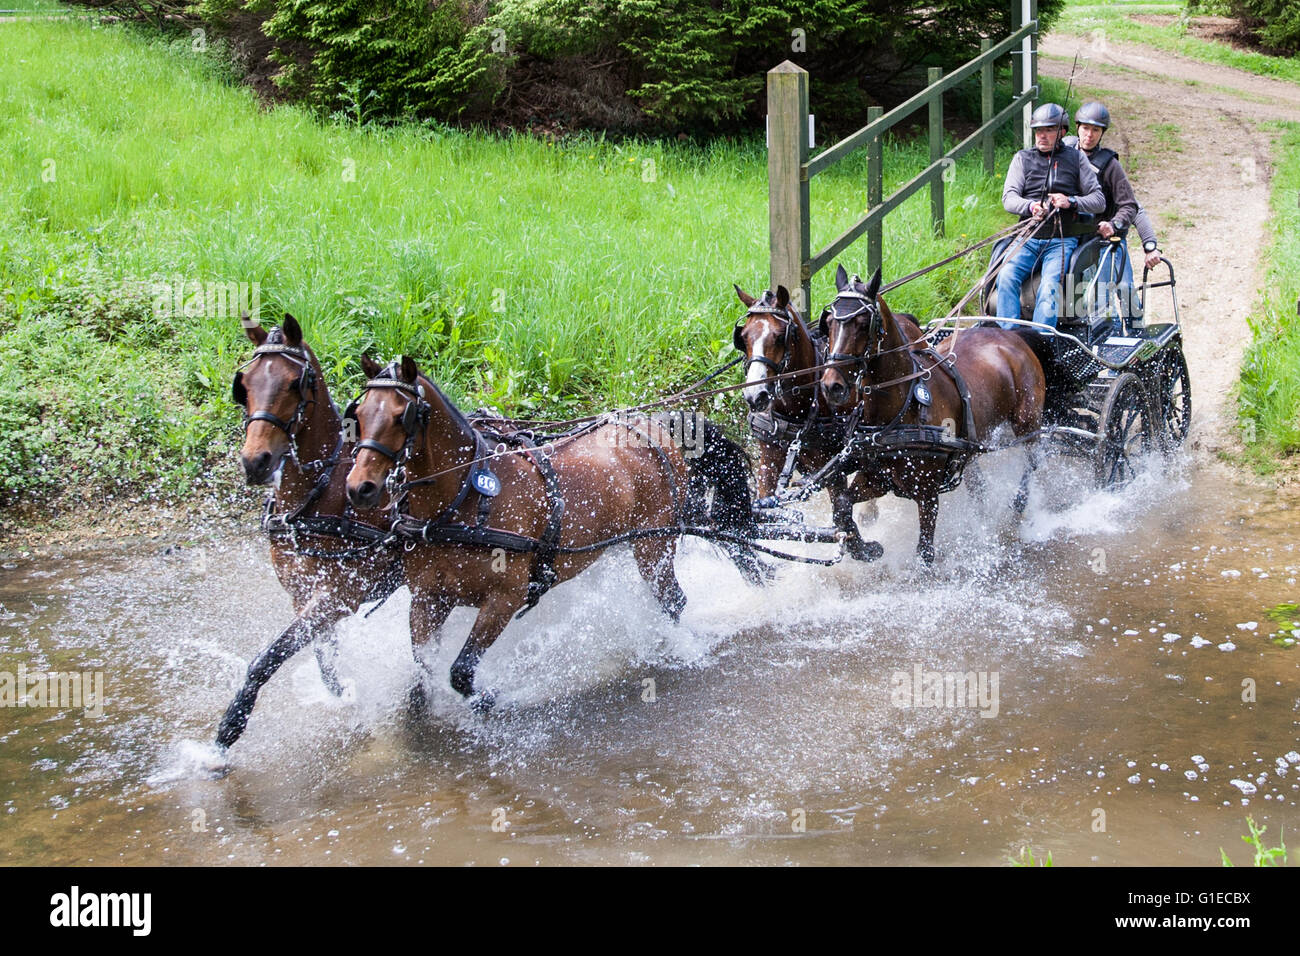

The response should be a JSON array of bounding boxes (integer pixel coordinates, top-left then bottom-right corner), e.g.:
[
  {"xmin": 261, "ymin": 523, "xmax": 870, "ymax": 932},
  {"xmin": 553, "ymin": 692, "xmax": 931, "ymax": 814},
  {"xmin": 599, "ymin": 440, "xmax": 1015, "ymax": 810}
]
[{"xmin": 1, "ymin": 452, "xmax": 1297, "ymax": 866}]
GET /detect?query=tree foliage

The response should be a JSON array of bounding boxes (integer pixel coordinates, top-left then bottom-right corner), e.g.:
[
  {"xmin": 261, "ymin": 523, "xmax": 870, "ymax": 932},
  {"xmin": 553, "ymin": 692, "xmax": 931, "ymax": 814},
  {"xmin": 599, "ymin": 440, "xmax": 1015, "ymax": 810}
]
[
  {"xmin": 65, "ymin": 0, "xmax": 1068, "ymax": 130},
  {"xmin": 1190, "ymin": 0, "xmax": 1300, "ymax": 54}
]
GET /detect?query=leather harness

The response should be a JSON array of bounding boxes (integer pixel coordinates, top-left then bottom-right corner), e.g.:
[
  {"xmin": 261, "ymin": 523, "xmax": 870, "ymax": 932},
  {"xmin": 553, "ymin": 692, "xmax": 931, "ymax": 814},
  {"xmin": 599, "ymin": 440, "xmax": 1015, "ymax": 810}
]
[
  {"xmin": 361, "ymin": 370, "xmax": 687, "ymax": 616},
  {"xmin": 745, "ymin": 285, "xmax": 984, "ymax": 501}
]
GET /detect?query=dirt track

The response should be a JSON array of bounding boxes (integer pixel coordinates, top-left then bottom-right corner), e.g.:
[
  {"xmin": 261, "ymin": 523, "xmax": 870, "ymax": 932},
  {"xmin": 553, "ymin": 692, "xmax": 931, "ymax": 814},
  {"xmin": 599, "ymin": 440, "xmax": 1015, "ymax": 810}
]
[{"xmin": 1040, "ymin": 33, "xmax": 1300, "ymax": 463}]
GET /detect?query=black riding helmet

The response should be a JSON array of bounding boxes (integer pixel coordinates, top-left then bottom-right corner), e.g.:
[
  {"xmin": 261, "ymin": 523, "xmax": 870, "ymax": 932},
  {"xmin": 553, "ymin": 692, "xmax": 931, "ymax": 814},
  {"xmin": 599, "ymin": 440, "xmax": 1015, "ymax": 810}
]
[
  {"xmin": 1029, "ymin": 102, "xmax": 1069, "ymax": 130},
  {"xmin": 1075, "ymin": 101, "xmax": 1111, "ymax": 130}
]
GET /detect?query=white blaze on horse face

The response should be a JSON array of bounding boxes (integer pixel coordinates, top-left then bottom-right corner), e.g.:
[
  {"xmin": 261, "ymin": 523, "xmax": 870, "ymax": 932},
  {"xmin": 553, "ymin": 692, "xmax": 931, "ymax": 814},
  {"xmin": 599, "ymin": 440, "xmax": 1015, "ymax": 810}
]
[
  {"xmin": 827, "ymin": 323, "xmax": 849, "ymax": 380},
  {"xmin": 743, "ymin": 327, "xmax": 772, "ymax": 404}
]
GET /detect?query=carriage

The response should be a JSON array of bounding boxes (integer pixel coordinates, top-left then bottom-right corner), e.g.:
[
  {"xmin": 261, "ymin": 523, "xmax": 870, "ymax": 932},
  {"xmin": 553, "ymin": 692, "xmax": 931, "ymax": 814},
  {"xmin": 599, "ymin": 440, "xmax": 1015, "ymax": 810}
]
[{"xmin": 972, "ymin": 232, "xmax": 1191, "ymax": 486}]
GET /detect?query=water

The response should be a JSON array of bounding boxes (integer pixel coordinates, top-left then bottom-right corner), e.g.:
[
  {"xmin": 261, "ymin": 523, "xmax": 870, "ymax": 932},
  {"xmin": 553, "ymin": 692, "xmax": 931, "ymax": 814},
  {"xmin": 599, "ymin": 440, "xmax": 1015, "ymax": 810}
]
[{"xmin": 1, "ymin": 450, "xmax": 1297, "ymax": 865}]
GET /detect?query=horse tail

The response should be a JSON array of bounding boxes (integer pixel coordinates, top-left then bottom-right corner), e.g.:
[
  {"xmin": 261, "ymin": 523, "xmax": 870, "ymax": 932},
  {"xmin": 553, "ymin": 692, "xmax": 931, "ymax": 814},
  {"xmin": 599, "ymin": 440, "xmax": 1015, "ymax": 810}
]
[
  {"xmin": 683, "ymin": 418, "xmax": 772, "ymax": 586},
  {"xmin": 682, "ymin": 418, "xmax": 749, "ymax": 527}
]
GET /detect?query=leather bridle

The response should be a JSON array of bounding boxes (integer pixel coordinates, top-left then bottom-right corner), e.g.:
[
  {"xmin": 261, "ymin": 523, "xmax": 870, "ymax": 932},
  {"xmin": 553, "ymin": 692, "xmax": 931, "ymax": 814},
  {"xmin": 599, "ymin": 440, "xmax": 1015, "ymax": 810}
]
[
  {"xmin": 232, "ymin": 340, "xmax": 320, "ymax": 466},
  {"xmin": 820, "ymin": 281, "xmax": 885, "ymax": 393},
  {"xmin": 734, "ymin": 294, "xmax": 808, "ymax": 402},
  {"xmin": 343, "ymin": 377, "xmax": 430, "ymax": 464}
]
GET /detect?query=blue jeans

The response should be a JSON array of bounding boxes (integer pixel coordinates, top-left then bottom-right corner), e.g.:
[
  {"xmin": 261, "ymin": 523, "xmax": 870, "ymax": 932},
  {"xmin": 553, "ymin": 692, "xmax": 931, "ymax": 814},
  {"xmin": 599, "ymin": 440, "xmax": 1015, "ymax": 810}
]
[{"xmin": 996, "ymin": 236, "xmax": 1079, "ymax": 329}]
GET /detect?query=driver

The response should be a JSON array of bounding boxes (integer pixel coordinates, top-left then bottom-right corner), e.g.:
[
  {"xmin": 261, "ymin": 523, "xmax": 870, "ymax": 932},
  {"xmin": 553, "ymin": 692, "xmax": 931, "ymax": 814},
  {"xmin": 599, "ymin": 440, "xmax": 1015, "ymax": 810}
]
[
  {"xmin": 1066, "ymin": 101, "xmax": 1163, "ymax": 293},
  {"xmin": 996, "ymin": 103, "xmax": 1106, "ymax": 329}
]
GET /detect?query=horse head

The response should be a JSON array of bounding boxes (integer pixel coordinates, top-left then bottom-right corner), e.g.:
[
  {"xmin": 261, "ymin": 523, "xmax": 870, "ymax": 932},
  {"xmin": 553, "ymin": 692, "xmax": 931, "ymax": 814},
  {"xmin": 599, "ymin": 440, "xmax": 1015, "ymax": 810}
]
[
  {"xmin": 819, "ymin": 265, "xmax": 885, "ymax": 408},
  {"xmin": 732, "ymin": 283, "xmax": 807, "ymax": 413},
  {"xmin": 232, "ymin": 313, "xmax": 323, "ymax": 484}
]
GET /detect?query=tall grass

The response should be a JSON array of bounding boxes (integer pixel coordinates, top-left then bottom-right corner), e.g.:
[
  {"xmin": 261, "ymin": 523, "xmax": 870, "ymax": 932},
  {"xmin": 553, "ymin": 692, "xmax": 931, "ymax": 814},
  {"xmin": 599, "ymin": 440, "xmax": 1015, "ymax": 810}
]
[
  {"xmin": 1237, "ymin": 122, "xmax": 1300, "ymax": 469},
  {"xmin": 0, "ymin": 19, "xmax": 1030, "ymax": 510}
]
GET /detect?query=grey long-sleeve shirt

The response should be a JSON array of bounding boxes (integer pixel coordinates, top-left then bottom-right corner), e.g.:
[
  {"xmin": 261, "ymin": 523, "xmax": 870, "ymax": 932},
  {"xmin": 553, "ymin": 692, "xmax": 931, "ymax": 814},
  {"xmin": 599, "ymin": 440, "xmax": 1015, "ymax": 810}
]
[{"xmin": 1002, "ymin": 144, "xmax": 1106, "ymax": 238}]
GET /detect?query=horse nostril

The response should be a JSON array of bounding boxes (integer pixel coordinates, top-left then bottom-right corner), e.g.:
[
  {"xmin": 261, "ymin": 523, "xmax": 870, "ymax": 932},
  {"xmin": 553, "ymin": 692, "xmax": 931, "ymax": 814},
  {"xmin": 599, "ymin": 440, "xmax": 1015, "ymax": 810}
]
[
  {"xmin": 351, "ymin": 480, "xmax": 378, "ymax": 507},
  {"xmin": 242, "ymin": 450, "xmax": 274, "ymax": 484},
  {"xmin": 750, "ymin": 390, "xmax": 772, "ymax": 411}
]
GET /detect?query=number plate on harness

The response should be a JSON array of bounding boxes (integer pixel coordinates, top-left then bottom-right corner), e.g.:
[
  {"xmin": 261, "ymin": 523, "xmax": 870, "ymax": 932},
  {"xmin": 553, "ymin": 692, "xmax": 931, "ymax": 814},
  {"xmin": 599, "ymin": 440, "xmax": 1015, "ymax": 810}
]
[{"xmin": 472, "ymin": 469, "xmax": 501, "ymax": 497}]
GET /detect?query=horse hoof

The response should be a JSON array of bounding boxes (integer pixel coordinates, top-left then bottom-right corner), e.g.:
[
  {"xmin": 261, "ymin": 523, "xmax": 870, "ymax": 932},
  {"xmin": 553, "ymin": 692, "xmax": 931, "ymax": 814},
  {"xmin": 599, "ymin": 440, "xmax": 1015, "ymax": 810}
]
[
  {"xmin": 847, "ymin": 539, "xmax": 884, "ymax": 562},
  {"xmin": 407, "ymin": 682, "xmax": 429, "ymax": 719},
  {"xmin": 918, "ymin": 545, "xmax": 937, "ymax": 565},
  {"xmin": 470, "ymin": 690, "xmax": 497, "ymax": 716}
]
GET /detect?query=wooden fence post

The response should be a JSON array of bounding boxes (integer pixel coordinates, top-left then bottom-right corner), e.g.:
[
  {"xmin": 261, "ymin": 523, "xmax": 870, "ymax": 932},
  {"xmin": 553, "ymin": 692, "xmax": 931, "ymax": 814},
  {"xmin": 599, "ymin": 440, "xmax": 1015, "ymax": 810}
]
[
  {"xmin": 1029, "ymin": 0, "xmax": 1039, "ymax": 99},
  {"xmin": 928, "ymin": 66, "xmax": 944, "ymax": 238},
  {"xmin": 981, "ymin": 38, "xmax": 995, "ymax": 175},
  {"xmin": 866, "ymin": 105, "xmax": 883, "ymax": 279},
  {"xmin": 1018, "ymin": 0, "xmax": 1034, "ymax": 147},
  {"xmin": 1011, "ymin": 0, "xmax": 1024, "ymax": 147},
  {"xmin": 767, "ymin": 61, "xmax": 810, "ymax": 314}
]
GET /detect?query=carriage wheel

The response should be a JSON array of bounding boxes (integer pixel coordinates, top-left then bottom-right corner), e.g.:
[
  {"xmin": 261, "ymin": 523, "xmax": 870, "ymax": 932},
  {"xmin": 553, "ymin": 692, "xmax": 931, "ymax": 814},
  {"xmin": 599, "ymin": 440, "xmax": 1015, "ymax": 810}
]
[
  {"xmin": 1157, "ymin": 349, "xmax": 1192, "ymax": 448},
  {"xmin": 1094, "ymin": 372, "xmax": 1158, "ymax": 488}
]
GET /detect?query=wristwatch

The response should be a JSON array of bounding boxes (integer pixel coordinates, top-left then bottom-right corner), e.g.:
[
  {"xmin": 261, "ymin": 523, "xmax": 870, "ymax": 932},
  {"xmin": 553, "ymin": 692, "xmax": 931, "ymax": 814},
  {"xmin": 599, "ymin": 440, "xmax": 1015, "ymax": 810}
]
[{"xmin": 1143, "ymin": 240, "xmax": 1158, "ymax": 253}]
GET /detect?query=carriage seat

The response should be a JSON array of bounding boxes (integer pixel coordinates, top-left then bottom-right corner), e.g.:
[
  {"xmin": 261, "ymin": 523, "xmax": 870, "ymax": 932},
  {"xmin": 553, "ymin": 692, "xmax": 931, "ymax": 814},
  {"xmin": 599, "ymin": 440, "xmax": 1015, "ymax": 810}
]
[{"xmin": 980, "ymin": 233, "xmax": 1142, "ymax": 344}]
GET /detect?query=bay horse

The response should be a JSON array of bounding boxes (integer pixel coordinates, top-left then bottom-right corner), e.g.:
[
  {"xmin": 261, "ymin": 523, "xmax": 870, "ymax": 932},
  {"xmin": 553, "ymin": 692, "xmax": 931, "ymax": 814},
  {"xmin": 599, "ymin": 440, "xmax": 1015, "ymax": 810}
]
[
  {"xmin": 818, "ymin": 266, "xmax": 1046, "ymax": 563},
  {"xmin": 732, "ymin": 282, "xmax": 924, "ymax": 562},
  {"xmin": 215, "ymin": 315, "xmax": 403, "ymax": 752},
  {"xmin": 344, "ymin": 355, "xmax": 755, "ymax": 712}
]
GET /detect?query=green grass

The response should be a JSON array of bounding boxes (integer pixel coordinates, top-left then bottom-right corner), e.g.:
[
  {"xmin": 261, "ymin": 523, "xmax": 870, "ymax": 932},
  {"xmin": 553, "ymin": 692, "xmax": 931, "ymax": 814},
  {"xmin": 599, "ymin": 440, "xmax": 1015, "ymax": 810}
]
[
  {"xmin": 1220, "ymin": 815, "xmax": 1288, "ymax": 866},
  {"xmin": 1008, "ymin": 845, "xmax": 1055, "ymax": 866},
  {"xmin": 1236, "ymin": 121, "xmax": 1300, "ymax": 469},
  {"xmin": 0, "ymin": 0, "xmax": 73, "ymax": 12},
  {"xmin": 1054, "ymin": 0, "xmax": 1300, "ymax": 84},
  {"xmin": 0, "ymin": 18, "xmax": 1032, "ymax": 513},
  {"xmin": 1265, "ymin": 602, "xmax": 1299, "ymax": 649}
]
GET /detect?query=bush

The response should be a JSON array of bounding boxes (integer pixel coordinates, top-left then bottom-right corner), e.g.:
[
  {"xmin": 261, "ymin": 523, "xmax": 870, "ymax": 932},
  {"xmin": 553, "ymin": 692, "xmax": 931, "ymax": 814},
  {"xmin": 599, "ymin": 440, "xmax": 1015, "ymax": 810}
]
[
  {"xmin": 1189, "ymin": 0, "xmax": 1300, "ymax": 54},
  {"xmin": 66, "ymin": 0, "xmax": 1067, "ymax": 132}
]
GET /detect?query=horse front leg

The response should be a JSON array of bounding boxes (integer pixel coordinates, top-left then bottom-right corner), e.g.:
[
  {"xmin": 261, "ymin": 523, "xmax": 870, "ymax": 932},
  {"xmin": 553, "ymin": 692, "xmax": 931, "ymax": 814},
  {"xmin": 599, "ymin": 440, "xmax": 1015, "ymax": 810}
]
[
  {"xmin": 1012, "ymin": 443, "xmax": 1041, "ymax": 516},
  {"xmin": 449, "ymin": 595, "xmax": 519, "ymax": 714},
  {"xmin": 835, "ymin": 472, "xmax": 885, "ymax": 562},
  {"xmin": 633, "ymin": 538, "xmax": 687, "ymax": 623},
  {"xmin": 215, "ymin": 592, "xmax": 342, "ymax": 751},
  {"xmin": 754, "ymin": 441, "xmax": 786, "ymax": 502},
  {"xmin": 407, "ymin": 590, "xmax": 455, "ymax": 718},
  {"xmin": 916, "ymin": 491, "xmax": 940, "ymax": 565},
  {"xmin": 313, "ymin": 633, "xmax": 344, "ymax": 697}
]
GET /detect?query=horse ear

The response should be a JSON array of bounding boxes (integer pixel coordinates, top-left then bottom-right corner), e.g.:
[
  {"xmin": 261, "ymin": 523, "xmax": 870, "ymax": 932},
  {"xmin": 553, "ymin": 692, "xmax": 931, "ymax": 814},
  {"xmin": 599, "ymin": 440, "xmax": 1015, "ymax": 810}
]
[
  {"xmin": 775, "ymin": 285, "xmax": 790, "ymax": 310},
  {"xmin": 361, "ymin": 354, "xmax": 382, "ymax": 379},
  {"xmin": 400, "ymin": 355, "xmax": 419, "ymax": 384},
  {"xmin": 282, "ymin": 313, "xmax": 303, "ymax": 347},
  {"xmin": 865, "ymin": 267, "xmax": 882, "ymax": 300},
  {"xmin": 734, "ymin": 284, "xmax": 756, "ymax": 308},
  {"xmin": 243, "ymin": 315, "xmax": 267, "ymax": 346},
  {"xmin": 835, "ymin": 264, "xmax": 849, "ymax": 292}
]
